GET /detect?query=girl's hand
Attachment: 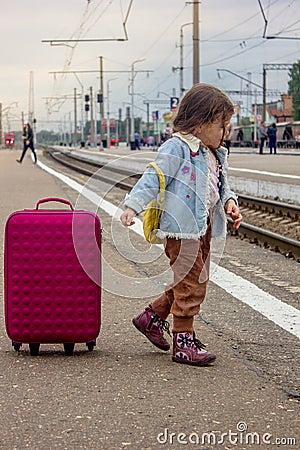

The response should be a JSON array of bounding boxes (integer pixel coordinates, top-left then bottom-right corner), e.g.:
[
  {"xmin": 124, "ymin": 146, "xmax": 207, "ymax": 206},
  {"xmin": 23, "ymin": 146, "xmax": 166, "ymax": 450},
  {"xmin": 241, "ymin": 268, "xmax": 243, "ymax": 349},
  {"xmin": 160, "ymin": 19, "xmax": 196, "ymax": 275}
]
[
  {"xmin": 225, "ymin": 199, "xmax": 242, "ymax": 230},
  {"xmin": 120, "ymin": 207, "xmax": 137, "ymax": 226}
]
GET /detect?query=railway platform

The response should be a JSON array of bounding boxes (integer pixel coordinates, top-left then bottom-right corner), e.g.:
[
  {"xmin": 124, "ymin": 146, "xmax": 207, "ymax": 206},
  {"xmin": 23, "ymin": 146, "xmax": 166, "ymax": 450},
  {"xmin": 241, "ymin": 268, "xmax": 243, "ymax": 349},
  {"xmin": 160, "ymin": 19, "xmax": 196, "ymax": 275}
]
[
  {"xmin": 52, "ymin": 142, "xmax": 300, "ymax": 178},
  {"xmin": 0, "ymin": 149, "xmax": 299, "ymax": 449},
  {"xmin": 52, "ymin": 142, "xmax": 300, "ymax": 204}
]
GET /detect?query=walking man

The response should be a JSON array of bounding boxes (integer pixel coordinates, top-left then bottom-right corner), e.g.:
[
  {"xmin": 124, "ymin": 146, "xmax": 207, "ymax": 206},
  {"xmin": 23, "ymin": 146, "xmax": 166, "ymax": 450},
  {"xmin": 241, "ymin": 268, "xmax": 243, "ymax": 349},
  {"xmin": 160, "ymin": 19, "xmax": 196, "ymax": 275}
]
[{"xmin": 259, "ymin": 121, "xmax": 267, "ymax": 154}]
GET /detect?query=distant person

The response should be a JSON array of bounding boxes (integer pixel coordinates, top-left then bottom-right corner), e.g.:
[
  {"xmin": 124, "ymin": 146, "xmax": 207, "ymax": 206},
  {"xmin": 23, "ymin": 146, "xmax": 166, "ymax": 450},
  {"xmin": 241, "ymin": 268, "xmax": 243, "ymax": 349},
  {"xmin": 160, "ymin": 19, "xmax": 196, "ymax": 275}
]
[
  {"xmin": 17, "ymin": 121, "xmax": 37, "ymax": 164},
  {"xmin": 164, "ymin": 123, "xmax": 172, "ymax": 139},
  {"xmin": 283, "ymin": 125, "xmax": 293, "ymax": 141},
  {"xmin": 236, "ymin": 128, "xmax": 244, "ymax": 144},
  {"xmin": 267, "ymin": 123, "xmax": 277, "ymax": 154},
  {"xmin": 147, "ymin": 135, "xmax": 155, "ymax": 148},
  {"xmin": 134, "ymin": 131, "xmax": 140, "ymax": 150},
  {"xmin": 160, "ymin": 131, "xmax": 168, "ymax": 144},
  {"xmin": 259, "ymin": 121, "xmax": 267, "ymax": 154},
  {"xmin": 224, "ymin": 121, "xmax": 234, "ymax": 155},
  {"xmin": 120, "ymin": 83, "xmax": 242, "ymax": 367}
]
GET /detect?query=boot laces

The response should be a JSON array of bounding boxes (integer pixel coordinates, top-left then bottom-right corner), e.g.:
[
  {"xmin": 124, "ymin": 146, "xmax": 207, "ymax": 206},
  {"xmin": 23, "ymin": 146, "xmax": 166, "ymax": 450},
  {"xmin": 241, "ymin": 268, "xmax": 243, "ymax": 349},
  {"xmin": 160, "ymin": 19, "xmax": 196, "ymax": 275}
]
[
  {"xmin": 154, "ymin": 315, "xmax": 171, "ymax": 336},
  {"xmin": 193, "ymin": 336, "xmax": 206, "ymax": 350}
]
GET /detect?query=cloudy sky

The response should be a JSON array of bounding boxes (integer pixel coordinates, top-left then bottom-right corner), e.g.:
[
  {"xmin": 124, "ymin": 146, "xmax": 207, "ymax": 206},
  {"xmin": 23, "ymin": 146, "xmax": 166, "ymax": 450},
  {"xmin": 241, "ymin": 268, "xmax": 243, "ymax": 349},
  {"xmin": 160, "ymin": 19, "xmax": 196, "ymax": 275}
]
[{"xmin": 1, "ymin": 0, "xmax": 299, "ymax": 132}]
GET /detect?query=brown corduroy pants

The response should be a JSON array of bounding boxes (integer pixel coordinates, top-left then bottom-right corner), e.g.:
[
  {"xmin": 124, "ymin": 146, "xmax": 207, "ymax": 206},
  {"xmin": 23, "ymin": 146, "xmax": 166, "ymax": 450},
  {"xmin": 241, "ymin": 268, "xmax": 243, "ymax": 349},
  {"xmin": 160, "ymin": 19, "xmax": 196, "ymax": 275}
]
[{"xmin": 152, "ymin": 225, "xmax": 212, "ymax": 333}]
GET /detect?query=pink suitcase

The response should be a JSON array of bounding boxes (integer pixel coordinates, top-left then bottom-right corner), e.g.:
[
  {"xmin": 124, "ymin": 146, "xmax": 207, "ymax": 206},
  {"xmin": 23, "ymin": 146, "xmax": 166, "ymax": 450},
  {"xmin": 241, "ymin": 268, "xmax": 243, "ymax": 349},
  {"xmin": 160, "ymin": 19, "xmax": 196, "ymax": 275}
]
[{"xmin": 4, "ymin": 197, "xmax": 101, "ymax": 356}]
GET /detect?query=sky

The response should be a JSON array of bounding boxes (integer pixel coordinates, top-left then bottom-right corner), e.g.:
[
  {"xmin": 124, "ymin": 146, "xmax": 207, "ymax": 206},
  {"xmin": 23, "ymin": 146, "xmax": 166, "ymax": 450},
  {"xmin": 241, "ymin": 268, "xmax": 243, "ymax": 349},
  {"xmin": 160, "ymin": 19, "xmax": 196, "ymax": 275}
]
[{"xmin": 1, "ymin": 0, "xmax": 300, "ymax": 133}]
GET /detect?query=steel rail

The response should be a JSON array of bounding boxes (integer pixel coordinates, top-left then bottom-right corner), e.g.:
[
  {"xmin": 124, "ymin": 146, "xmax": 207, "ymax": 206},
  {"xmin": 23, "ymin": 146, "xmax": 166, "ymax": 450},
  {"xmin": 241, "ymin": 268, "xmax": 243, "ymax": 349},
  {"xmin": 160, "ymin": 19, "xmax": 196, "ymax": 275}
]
[
  {"xmin": 45, "ymin": 150, "xmax": 134, "ymax": 190},
  {"xmin": 237, "ymin": 194, "xmax": 299, "ymax": 220},
  {"xmin": 228, "ymin": 220, "xmax": 300, "ymax": 260}
]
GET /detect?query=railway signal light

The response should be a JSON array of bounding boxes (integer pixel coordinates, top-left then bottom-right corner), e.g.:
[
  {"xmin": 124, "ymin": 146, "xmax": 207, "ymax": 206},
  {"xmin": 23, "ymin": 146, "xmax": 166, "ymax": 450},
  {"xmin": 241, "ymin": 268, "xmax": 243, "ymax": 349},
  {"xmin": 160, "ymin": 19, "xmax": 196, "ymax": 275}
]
[{"xmin": 85, "ymin": 93, "xmax": 90, "ymax": 112}]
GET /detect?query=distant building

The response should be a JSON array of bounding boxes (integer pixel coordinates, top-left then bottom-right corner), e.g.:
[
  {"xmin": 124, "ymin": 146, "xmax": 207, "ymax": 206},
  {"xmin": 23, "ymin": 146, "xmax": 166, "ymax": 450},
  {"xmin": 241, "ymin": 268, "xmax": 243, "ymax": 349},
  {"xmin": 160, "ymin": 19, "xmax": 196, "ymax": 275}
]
[{"xmin": 253, "ymin": 94, "xmax": 293, "ymax": 123}]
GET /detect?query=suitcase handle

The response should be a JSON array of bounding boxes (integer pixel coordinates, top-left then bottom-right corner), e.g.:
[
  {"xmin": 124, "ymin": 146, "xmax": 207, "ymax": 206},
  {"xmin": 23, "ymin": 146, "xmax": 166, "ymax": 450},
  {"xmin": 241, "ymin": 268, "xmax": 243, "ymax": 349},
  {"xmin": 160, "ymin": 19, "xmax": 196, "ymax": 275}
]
[{"xmin": 36, "ymin": 197, "xmax": 74, "ymax": 210}]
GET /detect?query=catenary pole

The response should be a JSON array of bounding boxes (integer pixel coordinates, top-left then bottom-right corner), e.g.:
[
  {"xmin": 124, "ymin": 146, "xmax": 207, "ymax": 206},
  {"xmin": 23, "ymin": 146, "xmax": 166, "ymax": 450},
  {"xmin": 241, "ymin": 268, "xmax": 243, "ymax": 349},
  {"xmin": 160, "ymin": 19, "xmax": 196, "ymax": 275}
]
[
  {"xmin": 74, "ymin": 88, "xmax": 77, "ymax": 145},
  {"xmin": 193, "ymin": 2, "xmax": 200, "ymax": 84}
]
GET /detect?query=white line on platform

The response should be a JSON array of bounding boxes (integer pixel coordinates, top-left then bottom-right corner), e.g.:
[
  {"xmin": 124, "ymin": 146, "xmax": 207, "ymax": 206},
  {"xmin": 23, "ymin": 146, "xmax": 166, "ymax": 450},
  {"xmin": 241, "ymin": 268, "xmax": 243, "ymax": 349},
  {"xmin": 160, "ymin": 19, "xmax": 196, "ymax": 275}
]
[
  {"xmin": 37, "ymin": 160, "xmax": 300, "ymax": 339},
  {"xmin": 210, "ymin": 263, "xmax": 299, "ymax": 338},
  {"xmin": 230, "ymin": 167, "xmax": 300, "ymax": 180}
]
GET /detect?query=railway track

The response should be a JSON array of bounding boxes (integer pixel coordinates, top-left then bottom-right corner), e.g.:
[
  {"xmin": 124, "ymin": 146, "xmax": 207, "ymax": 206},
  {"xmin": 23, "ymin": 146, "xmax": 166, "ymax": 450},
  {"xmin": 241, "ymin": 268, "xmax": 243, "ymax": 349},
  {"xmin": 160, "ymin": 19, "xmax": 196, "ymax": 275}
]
[{"xmin": 42, "ymin": 147, "xmax": 300, "ymax": 260}]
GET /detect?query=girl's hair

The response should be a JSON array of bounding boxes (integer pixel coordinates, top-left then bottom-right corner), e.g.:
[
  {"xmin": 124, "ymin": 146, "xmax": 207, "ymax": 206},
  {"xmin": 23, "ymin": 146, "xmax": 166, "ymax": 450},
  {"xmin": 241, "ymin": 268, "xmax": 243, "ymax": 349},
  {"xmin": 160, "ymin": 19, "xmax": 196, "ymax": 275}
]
[{"xmin": 173, "ymin": 83, "xmax": 234, "ymax": 134}]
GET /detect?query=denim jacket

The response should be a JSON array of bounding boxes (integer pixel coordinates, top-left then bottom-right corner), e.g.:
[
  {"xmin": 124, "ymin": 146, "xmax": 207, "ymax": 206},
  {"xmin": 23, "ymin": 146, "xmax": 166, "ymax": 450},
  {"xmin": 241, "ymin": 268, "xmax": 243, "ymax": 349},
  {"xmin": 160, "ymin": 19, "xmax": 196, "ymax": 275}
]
[{"xmin": 125, "ymin": 135, "xmax": 238, "ymax": 240}]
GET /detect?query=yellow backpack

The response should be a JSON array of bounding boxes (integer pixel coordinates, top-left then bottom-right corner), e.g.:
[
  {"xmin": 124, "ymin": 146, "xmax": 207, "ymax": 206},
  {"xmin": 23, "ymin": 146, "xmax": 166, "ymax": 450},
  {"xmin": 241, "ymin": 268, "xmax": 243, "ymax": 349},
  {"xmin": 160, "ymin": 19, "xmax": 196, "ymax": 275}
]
[{"xmin": 143, "ymin": 162, "xmax": 166, "ymax": 244}]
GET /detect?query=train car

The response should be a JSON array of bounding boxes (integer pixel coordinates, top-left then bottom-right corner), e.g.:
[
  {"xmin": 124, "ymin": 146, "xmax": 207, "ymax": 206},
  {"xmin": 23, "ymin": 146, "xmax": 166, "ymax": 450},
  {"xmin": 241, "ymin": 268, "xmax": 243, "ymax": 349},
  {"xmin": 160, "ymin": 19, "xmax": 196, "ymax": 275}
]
[
  {"xmin": 4, "ymin": 132, "xmax": 15, "ymax": 149},
  {"xmin": 231, "ymin": 121, "xmax": 300, "ymax": 148},
  {"xmin": 276, "ymin": 121, "xmax": 300, "ymax": 147}
]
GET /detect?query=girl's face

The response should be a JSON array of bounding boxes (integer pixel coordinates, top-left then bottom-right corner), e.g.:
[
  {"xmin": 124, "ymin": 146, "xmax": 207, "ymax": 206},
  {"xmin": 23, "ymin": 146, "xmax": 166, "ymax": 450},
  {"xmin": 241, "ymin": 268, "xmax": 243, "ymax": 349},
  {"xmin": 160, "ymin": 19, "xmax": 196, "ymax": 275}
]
[{"xmin": 194, "ymin": 116, "xmax": 230, "ymax": 150}]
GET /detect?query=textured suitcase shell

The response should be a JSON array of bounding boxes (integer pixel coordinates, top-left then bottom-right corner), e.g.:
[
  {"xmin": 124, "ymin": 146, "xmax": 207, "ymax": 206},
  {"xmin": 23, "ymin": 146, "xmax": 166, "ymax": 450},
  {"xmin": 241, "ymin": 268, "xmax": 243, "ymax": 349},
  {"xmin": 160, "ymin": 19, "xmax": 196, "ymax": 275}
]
[{"xmin": 4, "ymin": 198, "xmax": 101, "ymax": 347}]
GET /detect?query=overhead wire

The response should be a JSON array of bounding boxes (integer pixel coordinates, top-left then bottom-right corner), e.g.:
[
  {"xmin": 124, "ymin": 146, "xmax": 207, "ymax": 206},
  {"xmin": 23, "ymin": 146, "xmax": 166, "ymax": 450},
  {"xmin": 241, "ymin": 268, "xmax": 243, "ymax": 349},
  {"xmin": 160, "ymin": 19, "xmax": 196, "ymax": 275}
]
[
  {"xmin": 49, "ymin": 0, "xmax": 127, "ymax": 114},
  {"xmin": 135, "ymin": 4, "xmax": 187, "ymax": 60},
  {"xmin": 205, "ymin": 0, "xmax": 280, "ymax": 41},
  {"xmin": 141, "ymin": 2, "xmax": 276, "ymax": 99},
  {"xmin": 48, "ymin": 0, "xmax": 299, "ymax": 118},
  {"xmin": 81, "ymin": 0, "xmax": 115, "ymax": 37},
  {"xmin": 145, "ymin": 0, "xmax": 296, "ymax": 104},
  {"xmin": 50, "ymin": 0, "xmax": 96, "ymax": 114},
  {"xmin": 201, "ymin": 0, "xmax": 299, "ymax": 67},
  {"xmin": 200, "ymin": 0, "xmax": 298, "ymax": 69},
  {"xmin": 109, "ymin": 2, "xmax": 189, "ymax": 104}
]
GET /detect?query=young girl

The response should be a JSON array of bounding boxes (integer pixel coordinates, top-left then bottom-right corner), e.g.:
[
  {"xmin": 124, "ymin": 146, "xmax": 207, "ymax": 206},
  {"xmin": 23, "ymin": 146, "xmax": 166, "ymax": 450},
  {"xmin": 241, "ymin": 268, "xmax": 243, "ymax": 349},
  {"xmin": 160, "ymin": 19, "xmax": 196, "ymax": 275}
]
[{"xmin": 120, "ymin": 83, "xmax": 242, "ymax": 367}]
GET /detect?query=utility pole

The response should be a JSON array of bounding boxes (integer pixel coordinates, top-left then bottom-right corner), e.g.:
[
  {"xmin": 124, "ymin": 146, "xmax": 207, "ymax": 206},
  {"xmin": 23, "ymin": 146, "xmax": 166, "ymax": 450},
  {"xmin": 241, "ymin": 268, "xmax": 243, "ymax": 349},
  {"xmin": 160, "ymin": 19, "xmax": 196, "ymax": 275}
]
[
  {"xmin": 254, "ymin": 89, "xmax": 258, "ymax": 142},
  {"xmin": 193, "ymin": 1, "xmax": 200, "ymax": 84},
  {"xmin": 50, "ymin": 63, "xmax": 152, "ymax": 147},
  {"xmin": 145, "ymin": 102, "xmax": 150, "ymax": 137},
  {"xmin": 262, "ymin": 66, "xmax": 267, "ymax": 123},
  {"xmin": 74, "ymin": 88, "xmax": 78, "ymax": 145},
  {"xmin": 126, "ymin": 106, "xmax": 130, "ymax": 145},
  {"xmin": 90, "ymin": 86, "xmax": 95, "ymax": 146},
  {"xmin": 130, "ymin": 58, "xmax": 145, "ymax": 148},
  {"xmin": 130, "ymin": 62, "xmax": 135, "ymax": 145},
  {"xmin": 247, "ymin": 72, "xmax": 252, "ymax": 115},
  {"xmin": 117, "ymin": 108, "xmax": 122, "ymax": 144},
  {"xmin": 28, "ymin": 71, "xmax": 34, "ymax": 123},
  {"xmin": 99, "ymin": 56, "xmax": 104, "ymax": 147},
  {"xmin": 180, "ymin": 23, "xmax": 192, "ymax": 97},
  {"xmin": 172, "ymin": 22, "xmax": 192, "ymax": 98},
  {"xmin": 28, "ymin": 71, "xmax": 36, "ymax": 142},
  {"xmin": 106, "ymin": 78, "xmax": 117, "ymax": 149}
]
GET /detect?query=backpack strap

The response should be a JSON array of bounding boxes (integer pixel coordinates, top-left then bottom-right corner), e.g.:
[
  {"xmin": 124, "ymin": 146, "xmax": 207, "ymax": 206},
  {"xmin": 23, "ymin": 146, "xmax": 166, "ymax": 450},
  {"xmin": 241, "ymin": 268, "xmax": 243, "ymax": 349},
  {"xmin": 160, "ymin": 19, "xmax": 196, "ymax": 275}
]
[{"xmin": 147, "ymin": 162, "xmax": 166, "ymax": 206}]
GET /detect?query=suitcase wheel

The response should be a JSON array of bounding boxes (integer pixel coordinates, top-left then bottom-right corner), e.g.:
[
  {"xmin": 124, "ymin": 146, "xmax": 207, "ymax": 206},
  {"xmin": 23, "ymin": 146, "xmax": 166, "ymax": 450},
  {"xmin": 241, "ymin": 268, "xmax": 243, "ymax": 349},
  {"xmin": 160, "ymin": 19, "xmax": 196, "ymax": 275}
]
[
  {"xmin": 63, "ymin": 343, "xmax": 75, "ymax": 356},
  {"xmin": 29, "ymin": 343, "xmax": 40, "ymax": 356},
  {"xmin": 86, "ymin": 340, "xmax": 96, "ymax": 351},
  {"xmin": 12, "ymin": 342, "xmax": 22, "ymax": 352}
]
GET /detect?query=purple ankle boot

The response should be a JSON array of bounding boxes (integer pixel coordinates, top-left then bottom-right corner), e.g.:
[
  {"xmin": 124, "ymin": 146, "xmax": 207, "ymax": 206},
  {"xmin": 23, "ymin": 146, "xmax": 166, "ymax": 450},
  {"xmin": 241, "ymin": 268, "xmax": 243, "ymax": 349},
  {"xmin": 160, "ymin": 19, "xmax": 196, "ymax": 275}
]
[
  {"xmin": 173, "ymin": 332, "xmax": 216, "ymax": 366},
  {"xmin": 132, "ymin": 304, "xmax": 171, "ymax": 351}
]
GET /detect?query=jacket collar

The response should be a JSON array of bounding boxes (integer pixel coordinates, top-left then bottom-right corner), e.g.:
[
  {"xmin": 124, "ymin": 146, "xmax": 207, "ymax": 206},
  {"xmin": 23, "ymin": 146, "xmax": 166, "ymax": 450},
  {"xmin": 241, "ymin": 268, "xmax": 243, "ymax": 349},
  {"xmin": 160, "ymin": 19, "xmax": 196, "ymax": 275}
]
[
  {"xmin": 172, "ymin": 132, "xmax": 201, "ymax": 155},
  {"xmin": 173, "ymin": 132, "xmax": 227, "ymax": 163}
]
